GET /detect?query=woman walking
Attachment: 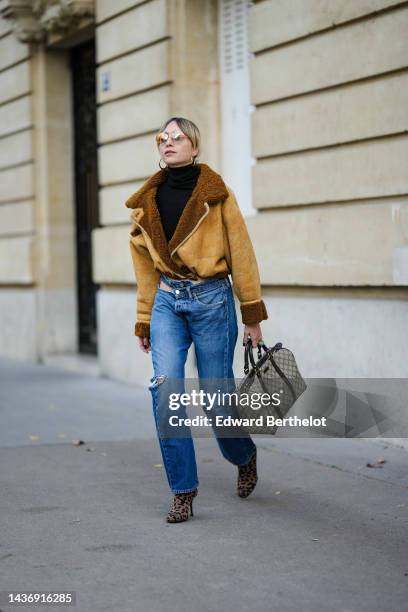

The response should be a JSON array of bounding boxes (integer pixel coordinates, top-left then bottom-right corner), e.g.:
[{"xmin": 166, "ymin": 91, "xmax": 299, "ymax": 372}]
[{"xmin": 125, "ymin": 116, "xmax": 268, "ymax": 523}]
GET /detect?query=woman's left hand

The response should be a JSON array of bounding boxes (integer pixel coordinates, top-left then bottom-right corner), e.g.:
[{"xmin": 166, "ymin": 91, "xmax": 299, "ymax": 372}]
[{"xmin": 243, "ymin": 323, "xmax": 263, "ymax": 348}]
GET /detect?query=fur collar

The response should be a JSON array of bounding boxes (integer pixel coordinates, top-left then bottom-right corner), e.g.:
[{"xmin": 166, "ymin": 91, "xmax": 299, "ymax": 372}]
[{"xmin": 125, "ymin": 162, "xmax": 229, "ymax": 277}]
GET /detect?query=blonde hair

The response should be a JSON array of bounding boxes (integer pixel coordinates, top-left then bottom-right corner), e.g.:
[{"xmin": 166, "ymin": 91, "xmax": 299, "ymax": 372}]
[{"xmin": 157, "ymin": 116, "xmax": 201, "ymax": 163}]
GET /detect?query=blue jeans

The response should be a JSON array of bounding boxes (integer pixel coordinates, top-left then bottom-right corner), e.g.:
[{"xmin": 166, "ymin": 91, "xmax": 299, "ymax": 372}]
[{"xmin": 148, "ymin": 273, "xmax": 257, "ymax": 493}]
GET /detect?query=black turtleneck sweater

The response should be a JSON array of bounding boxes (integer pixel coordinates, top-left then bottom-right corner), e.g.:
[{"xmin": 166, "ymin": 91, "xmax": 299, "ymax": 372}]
[{"xmin": 155, "ymin": 163, "xmax": 201, "ymax": 242}]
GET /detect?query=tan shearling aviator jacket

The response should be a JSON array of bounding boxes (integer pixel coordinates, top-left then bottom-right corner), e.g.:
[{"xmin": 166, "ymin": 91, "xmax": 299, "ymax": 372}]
[{"xmin": 125, "ymin": 162, "xmax": 268, "ymax": 339}]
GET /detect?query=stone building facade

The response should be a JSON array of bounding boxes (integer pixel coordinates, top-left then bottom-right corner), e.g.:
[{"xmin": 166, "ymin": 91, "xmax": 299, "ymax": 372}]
[{"xmin": 0, "ymin": 0, "xmax": 407, "ymax": 386}]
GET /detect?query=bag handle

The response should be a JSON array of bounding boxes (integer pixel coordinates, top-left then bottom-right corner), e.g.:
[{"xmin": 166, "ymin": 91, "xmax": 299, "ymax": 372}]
[
  {"xmin": 242, "ymin": 339, "xmax": 287, "ymax": 418},
  {"xmin": 244, "ymin": 339, "xmax": 283, "ymax": 375},
  {"xmin": 244, "ymin": 338, "xmax": 261, "ymax": 373}
]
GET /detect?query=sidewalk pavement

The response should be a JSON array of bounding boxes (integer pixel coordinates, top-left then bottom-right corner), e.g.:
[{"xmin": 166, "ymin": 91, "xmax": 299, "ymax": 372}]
[{"xmin": 0, "ymin": 356, "xmax": 407, "ymax": 612}]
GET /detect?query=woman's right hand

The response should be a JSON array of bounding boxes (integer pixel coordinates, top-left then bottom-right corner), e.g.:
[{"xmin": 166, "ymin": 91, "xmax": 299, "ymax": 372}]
[{"xmin": 138, "ymin": 336, "xmax": 151, "ymax": 353}]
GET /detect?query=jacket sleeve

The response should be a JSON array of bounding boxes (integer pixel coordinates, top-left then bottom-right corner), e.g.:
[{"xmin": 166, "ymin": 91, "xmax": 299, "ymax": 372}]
[
  {"xmin": 221, "ymin": 187, "xmax": 268, "ymax": 326},
  {"xmin": 129, "ymin": 231, "xmax": 161, "ymax": 339}
]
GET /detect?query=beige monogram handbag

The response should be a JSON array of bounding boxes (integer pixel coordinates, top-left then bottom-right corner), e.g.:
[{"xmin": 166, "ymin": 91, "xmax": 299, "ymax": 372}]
[{"xmin": 234, "ymin": 340, "xmax": 308, "ymax": 435}]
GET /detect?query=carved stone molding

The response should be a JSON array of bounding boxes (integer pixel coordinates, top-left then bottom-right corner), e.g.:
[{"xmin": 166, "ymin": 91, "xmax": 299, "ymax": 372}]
[
  {"xmin": 40, "ymin": 0, "xmax": 94, "ymax": 33},
  {"xmin": 0, "ymin": 0, "xmax": 45, "ymax": 42},
  {"xmin": 0, "ymin": 0, "xmax": 95, "ymax": 44}
]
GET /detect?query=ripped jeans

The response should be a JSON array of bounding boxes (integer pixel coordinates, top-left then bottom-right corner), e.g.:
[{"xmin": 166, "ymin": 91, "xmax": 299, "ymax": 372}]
[{"xmin": 148, "ymin": 273, "xmax": 257, "ymax": 493}]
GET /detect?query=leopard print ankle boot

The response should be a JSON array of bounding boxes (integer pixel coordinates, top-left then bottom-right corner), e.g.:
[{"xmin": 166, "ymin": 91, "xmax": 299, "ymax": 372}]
[
  {"xmin": 237, "ymin": 448, "xmax": 258, "ymax": 498},
  {"xmin": 166, "ymin": 489, "xmax": 198, "ymax": 523}
]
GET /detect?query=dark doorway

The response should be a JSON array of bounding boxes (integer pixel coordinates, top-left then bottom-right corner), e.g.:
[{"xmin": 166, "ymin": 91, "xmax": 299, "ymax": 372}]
[{"xmin": 71, "ymin": 39, "xmax": 99, "ymax": 355}]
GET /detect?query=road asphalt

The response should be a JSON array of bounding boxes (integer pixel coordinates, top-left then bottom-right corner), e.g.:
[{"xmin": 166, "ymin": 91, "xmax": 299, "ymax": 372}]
[{"xmin": 0, "ymin": 356, "xmax": 407, "ymax": 612}]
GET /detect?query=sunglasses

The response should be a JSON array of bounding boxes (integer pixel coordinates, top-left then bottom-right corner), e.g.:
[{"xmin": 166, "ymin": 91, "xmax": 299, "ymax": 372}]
[{"xmin": 155, "ymin": 129, "xmax": 190, "ymax": 146}]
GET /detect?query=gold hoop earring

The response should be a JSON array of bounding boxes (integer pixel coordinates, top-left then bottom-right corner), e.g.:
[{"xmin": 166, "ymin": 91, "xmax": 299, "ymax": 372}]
[{"xmin": 159, "ymin": 158, "xmax": 167, "ymax": 169}]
